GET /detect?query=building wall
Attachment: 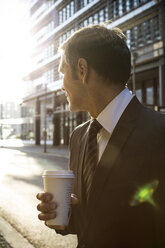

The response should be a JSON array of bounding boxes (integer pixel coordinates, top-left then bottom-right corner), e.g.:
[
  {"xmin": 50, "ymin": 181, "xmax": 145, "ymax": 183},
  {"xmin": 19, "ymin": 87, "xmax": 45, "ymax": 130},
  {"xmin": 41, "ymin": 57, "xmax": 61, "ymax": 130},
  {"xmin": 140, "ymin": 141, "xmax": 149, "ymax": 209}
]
[
  {"xmin": 0, "ymin": 102, "xmax": 22, "ymax": 139},
  {"xmin": 22, "ymin": 0, "xmax": 165, "ymax": 145}
]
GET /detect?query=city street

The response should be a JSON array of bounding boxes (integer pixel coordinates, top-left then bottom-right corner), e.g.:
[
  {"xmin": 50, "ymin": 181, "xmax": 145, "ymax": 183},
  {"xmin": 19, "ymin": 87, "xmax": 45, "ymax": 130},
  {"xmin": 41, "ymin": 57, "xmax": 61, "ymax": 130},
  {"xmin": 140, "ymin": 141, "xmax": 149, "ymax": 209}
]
[{"xmin": 0, "ymin": 139, "xmax": 77, "ymax": 248}]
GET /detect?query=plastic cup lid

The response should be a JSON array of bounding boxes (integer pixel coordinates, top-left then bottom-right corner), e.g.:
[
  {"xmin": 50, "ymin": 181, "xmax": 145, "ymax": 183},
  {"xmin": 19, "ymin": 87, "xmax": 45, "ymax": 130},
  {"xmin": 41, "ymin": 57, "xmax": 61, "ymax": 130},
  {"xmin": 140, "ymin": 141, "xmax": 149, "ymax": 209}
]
[{"xmin": 42, "ymin": 170, "xmax": 74, "ymax": 178}]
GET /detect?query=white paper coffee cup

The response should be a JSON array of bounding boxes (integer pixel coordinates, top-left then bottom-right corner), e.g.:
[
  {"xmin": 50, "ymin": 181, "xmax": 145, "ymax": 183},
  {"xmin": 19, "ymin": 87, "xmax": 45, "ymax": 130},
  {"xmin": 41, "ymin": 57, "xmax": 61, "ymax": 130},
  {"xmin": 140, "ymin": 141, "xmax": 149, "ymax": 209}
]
[{"xmin": 42, "ymin": 170, "xmax": 74, "ymax": 226}]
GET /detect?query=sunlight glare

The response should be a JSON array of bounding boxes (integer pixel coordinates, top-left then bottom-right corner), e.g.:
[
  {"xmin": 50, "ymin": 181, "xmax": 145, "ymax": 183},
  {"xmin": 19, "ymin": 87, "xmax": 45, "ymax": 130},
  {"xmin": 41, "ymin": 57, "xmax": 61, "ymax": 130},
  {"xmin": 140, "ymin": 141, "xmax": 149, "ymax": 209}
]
[{"xmin": 0, "ymin": 0, "xmax": 32, "ymax": 102}]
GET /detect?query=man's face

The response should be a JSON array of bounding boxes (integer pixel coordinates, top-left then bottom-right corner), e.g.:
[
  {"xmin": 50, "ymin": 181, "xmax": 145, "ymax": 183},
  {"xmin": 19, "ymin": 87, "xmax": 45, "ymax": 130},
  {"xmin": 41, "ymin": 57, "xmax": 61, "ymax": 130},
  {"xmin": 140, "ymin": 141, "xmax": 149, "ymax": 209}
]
[{"xmin": 59, "ymin": 55, "xmax": 87, "ymax": 112}]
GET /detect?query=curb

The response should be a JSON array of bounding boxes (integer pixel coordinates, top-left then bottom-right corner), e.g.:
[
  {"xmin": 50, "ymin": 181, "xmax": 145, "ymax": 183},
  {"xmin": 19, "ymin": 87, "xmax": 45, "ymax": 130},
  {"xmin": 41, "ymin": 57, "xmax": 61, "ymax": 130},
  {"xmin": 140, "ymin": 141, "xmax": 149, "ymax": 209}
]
[{"xmin": 0, "ymin": 216, "xmax": 35, "ymax": 248}]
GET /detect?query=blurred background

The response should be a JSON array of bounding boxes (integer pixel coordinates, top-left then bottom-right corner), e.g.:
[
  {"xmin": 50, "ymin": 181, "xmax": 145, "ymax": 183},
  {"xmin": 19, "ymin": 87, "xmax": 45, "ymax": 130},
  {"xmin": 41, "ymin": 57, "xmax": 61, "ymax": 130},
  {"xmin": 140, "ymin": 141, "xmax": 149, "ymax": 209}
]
[
  {"xmin": 0, "ymin": 1, "xmax": 164, "ymax": 248},
  {"xmin": 0, "ymin": 0, "xmax": 164, "ymax": 147}
]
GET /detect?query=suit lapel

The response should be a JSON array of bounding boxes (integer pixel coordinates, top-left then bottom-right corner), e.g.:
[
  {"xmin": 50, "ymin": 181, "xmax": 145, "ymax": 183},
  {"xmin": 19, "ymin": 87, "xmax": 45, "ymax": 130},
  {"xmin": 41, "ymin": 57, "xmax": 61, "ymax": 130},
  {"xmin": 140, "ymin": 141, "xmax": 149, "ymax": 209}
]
[{"xmin": 86, "ymin": 97, "xmax": 143, "ymax": 224}]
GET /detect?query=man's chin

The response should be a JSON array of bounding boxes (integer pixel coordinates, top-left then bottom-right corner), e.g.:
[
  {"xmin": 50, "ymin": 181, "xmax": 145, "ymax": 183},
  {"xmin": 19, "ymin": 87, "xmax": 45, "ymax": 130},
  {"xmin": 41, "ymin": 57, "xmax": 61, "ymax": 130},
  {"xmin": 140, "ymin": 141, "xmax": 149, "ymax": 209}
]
[
  {"xmin": 69, "ymin": 103, "xmax": 80, "ymax": 112},
  {"xmin": 69, "ymin": 106, "xmax": 79, "ymax": 112}
]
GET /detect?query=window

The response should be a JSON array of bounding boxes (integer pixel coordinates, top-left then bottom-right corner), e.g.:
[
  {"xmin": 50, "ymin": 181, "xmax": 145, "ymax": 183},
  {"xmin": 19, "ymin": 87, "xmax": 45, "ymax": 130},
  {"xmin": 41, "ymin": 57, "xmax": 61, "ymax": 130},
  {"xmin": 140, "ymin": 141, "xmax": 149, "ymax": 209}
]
[
  {"xmin": 138, "ymin": 24, "xmax": 143, "ymax": 47},
  {"xmin": 62, "ymin": 8, "xmax": 66, "ymax": 22},
  {"xmin": 80, "ymin": 0, "xmax": 84, "ymax": 8},
  {"xmin": 146, "ymin": 19, "xmax": 152, "ymax": 44},
  {"xmin": 80, "ymin": 6, "xmax": 109, "ymax": 27},
  {"xmin": 59, "ymin": 11, "xmax": 62, "ymax": 25},
  {"xmin": 118, "ymin": 0, "xmax": 123, "ymax": 16},
  {"xmin": 88, "ymin": 16, "xmax": 93, "ymax": 25},
  {"xmin": 136, "ymin": 89, "xmax": 142, "ymax": 102},
  {"xmin": 113, "ymin": 0, "xmax": 117, "ymax": 18},
  {"xmin": 59, "ymin": 1, "xmax": 75, "ymax": 24},
  {"xmin": 59, "ymin": 36, "xmax": 63, "ymax": 45},
  {"xmin": 126, "ymin": 16, "xmax": 160, "ymax": 50},
  {"xmin": 126, "ymin": 30, "xmax": 131, "ymax": 48},
  {"xmin": 66, "ymin": 30, "xmax": 70, "ymax": 38},
  {"xmin": 94, "ymin": 13, "xmax": 99, "ymax": 24},
  {"xmin": 66, "ymin": 4, "xmax": 70, "ymax": 19},
  {"xmin": 79, "ymin": 0, "xmax": 94, "ymax": 9},
  {"xmin": 126, "ymin": 0, "xmax": 131, "ymax": 12},
  {"xmin": 99, "ymin": 9, "xmax": 104, "ymax": 23},
  {"xmin": 130, "ymin": 27, "xmax": 138, "ymax": 50},
  {"xmin": 141, "ymin": 22, "xmax": 146, "ymax": 45},
  {"xmin": 70, "ymin": 1, "xmax": 74, "ymax": 16},
  {"xmin": 133, "ymin": 0, "xmax": 139, "ymax": 8},
  {"xmin": 105, "ymin": 7, "xmax": 109, "ymax": 21},
  {"xmin": 83, "ymin": 19, "xmax": 88, "ymax": 27},
  {"xmin": 146, "ymin": 87, "xmax": 154, "ymax": 105},
  {"xmin": 63, "ymin": 33, "xmax": 67, "ymax": 41},
  {"xmin": 71, "ymin": 28, "xmax": 75, "ymax": 35},
  {"xmin": 59, "ymin": 28, "xmax": 76, "ymax": 49},
  {"xmin": 153, "ymin": 16, "xmax": 161, "ymax": 41}
]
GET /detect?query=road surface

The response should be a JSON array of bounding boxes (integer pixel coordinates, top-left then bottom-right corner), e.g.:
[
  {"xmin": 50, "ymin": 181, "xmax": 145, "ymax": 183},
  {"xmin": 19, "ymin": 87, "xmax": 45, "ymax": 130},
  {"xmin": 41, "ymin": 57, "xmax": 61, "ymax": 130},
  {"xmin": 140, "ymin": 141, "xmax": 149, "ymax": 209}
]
[{"xmin": 0, "ymin": 139, "xmax": 77, "ymax": 248}]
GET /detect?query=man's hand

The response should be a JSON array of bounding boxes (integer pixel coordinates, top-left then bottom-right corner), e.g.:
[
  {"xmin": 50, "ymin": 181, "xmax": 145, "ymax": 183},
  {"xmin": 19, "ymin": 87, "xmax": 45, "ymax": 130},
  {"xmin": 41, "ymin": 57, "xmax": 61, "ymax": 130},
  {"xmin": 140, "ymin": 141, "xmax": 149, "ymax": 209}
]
[{"xmin": 36, "ymin": 192, "xmax": 78, "ymax": 230}]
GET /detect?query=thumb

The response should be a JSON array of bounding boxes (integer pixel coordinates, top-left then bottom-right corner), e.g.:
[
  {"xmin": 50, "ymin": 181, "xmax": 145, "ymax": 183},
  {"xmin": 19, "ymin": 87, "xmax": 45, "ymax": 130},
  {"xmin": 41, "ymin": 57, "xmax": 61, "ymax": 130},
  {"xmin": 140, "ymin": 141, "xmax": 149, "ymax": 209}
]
[{"xmin": 71, "ymin": 193, "xmax": 79, "ymax": 205}]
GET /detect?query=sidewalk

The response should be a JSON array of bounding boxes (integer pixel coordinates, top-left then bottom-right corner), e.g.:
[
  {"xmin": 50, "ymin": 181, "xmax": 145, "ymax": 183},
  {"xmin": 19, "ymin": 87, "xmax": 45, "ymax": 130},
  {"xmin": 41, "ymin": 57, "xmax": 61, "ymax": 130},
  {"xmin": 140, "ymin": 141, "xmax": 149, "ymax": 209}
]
[
  {"xmin": 0, "ymin": 232, "xmax": 12, "ymax": 248},
  {"xmin": 0, "ymin": 217, "xmax": 34, "ymax": 248},
  {"xmin": 0, "ymin": 139, "xmax": 70, "ymax": 248},
  {"xmin": 0, "ymin": 139, "xmax": 69, "ymax": 159},
  {"xmin": 20, "ymin": 143, "xmax": 69, "ymax": 159}
]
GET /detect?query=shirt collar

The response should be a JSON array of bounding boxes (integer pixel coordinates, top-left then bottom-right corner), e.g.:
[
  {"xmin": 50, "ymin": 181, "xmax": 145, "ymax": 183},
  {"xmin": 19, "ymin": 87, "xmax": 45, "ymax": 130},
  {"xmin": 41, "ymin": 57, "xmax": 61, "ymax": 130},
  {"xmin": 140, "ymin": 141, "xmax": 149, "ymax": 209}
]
[{"xmin": 97, "ymin": 87, "xmax": 133, "ymax": 134}]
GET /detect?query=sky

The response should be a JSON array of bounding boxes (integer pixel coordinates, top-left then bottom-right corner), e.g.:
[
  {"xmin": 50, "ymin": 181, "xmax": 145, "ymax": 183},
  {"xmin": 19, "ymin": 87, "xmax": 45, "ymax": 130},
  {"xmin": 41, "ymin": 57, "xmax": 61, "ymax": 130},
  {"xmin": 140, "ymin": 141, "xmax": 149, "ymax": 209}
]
[{"xmin": 0, "ymin": 0, "xmax": 32, "ymax": 103}]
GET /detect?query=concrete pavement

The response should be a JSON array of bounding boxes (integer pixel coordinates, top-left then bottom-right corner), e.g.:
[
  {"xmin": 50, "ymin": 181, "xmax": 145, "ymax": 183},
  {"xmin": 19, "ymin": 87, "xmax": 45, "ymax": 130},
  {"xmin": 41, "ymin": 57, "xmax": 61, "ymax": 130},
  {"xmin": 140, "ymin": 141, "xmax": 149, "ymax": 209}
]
[
  {"xmin": 0, "ymin": 217, "xmax": 35, "ymax": 248},
  {"xmin": 0, "ymin": 139, "xmax": 69, "ymax": 159},
  {"xmin": 0, "ymin": 231, "xmax": 12, "ymax": 248},
  {"xmin": 0, "ymin": 140, "xmax": 72, "ymax": 248}
]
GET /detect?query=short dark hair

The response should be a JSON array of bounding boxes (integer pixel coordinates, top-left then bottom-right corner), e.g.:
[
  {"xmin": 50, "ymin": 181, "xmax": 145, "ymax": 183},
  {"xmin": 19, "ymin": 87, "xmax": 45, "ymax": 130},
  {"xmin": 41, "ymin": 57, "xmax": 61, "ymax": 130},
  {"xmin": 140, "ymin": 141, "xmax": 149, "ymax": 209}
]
[{"xmin": 60, "ymin": 24, "xmax": 131, "ymax": 85}]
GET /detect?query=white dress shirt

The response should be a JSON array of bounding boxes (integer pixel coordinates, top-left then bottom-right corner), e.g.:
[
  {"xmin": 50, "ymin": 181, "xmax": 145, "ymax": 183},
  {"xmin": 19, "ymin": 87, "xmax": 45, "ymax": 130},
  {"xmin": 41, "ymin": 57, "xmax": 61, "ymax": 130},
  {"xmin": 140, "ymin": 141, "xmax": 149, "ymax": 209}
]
[{"xmin": 96, "ymin": 87, "xmax": 133, "ymax": 161}]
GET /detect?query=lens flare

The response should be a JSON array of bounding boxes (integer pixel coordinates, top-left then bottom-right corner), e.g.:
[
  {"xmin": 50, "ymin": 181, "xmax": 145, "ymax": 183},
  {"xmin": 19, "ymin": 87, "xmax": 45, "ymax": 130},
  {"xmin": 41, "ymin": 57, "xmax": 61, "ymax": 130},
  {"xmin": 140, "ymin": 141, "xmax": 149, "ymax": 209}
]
[{"xmin": 130, "ymin": 179, "xmax": 159, "ymax": 207}]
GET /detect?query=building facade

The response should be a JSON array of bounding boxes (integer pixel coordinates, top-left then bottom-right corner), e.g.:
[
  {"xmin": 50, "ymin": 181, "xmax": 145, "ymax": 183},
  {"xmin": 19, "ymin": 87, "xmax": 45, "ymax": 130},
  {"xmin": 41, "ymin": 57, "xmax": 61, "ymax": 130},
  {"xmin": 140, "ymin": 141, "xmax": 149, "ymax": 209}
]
[
  {"xmin": 0, "ymin": 102, "xmax": 22, "ymax": 139},
  {"xmin": 22, "ymin": 0, "xmax": 165, "ymax": 146}
]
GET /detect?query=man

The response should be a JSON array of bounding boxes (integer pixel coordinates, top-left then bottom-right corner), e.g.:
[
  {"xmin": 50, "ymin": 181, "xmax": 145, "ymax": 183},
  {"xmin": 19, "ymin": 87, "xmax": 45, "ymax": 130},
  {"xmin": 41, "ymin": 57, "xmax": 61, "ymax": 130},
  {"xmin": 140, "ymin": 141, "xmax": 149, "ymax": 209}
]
[{"xmin": 36, "ymin": 25, "xmax": 165, "ymax": 248}]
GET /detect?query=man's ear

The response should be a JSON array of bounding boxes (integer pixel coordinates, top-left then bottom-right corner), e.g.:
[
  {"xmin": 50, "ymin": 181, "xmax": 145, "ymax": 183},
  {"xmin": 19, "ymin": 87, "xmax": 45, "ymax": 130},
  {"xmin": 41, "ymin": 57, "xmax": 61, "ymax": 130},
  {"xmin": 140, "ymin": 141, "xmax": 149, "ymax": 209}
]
[{"xmin": 77, "ymin": 58, "xmax": 88, "ymax": 84}]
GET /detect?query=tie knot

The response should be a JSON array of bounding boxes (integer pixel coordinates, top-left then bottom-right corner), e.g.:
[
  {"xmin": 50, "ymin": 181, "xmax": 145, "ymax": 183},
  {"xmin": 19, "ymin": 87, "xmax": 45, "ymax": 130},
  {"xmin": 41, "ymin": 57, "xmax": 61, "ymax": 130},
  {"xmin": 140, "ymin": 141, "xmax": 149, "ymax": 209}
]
[{"xmin": 89, "ymin": 119, "xmax": 102, "ymax": 133}]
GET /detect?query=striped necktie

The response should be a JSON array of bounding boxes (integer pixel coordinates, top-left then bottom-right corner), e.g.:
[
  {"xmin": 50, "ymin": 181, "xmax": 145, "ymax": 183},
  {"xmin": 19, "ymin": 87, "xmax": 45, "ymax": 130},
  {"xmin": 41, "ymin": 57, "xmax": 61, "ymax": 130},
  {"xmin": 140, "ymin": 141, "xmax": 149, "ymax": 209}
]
[{"xmin": 83, "ymin": 119, "xmax": 102, "ymax": 205}]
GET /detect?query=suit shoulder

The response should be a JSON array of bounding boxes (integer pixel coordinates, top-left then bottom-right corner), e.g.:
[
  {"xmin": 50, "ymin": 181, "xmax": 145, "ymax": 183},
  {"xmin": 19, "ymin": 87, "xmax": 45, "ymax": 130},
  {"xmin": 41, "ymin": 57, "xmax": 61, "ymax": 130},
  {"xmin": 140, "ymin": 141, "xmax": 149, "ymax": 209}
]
[
  {"xmin": 142, "ymin": 107, "xmax": 165, "ymax": 126},
  {"xmin": 73, "ymin": 120, "xmax": 90, "ymax": 134},
  {"xmin": 139, "ymin": 107, "xmax": 165, "ymax": 142},
  {"xmin": 69, "ymin": 120, "xmax": 90, "ymax": 147}
]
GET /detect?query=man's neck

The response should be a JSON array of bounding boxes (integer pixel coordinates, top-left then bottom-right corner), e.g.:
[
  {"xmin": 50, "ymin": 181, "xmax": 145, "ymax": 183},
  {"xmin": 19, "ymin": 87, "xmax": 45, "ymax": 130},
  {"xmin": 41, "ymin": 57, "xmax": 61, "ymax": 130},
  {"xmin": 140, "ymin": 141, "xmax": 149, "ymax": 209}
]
[{"xmin": 88, "ymin": 86, "xmax": 125, "ymax": 118}]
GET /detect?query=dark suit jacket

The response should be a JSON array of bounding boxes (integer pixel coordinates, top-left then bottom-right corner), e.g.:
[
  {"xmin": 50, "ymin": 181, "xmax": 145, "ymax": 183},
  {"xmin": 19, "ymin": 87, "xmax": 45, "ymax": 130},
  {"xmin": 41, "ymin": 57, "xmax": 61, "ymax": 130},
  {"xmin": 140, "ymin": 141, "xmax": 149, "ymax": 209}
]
[{"xmin": 58, "ymin": 97, "xmax": 165, "ymax": 248}]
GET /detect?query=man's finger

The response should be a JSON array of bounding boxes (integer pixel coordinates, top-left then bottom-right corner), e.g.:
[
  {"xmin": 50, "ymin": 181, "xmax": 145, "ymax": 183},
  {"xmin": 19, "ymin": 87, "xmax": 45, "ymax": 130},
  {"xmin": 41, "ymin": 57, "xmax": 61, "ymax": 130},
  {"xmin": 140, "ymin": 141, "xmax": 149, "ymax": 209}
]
[
  {"xmin": 37, "ymin": 202, "xmax": 57, "ymax": 212},
  {"xmin": 38, "ymin": 212, "xmax": 56, "ymax": 221},
  {"xmin": 36, "ymin": 192, "xmax": 53, "ymax": 202},
  {"xmin": 71, "ymin": 194, "xmax": 79, "ymax": 205}
]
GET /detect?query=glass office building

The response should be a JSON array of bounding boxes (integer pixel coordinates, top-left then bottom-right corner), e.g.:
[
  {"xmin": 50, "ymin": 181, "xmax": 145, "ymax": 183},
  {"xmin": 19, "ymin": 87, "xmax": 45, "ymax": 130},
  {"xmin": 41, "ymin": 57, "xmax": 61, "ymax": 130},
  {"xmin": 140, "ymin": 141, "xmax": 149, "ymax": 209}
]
[{"xmin": 22, "ymin": 0, "xmax": 165, "ymax": 145}]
